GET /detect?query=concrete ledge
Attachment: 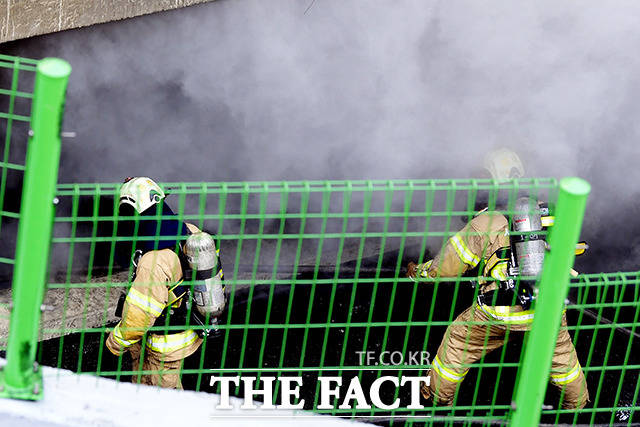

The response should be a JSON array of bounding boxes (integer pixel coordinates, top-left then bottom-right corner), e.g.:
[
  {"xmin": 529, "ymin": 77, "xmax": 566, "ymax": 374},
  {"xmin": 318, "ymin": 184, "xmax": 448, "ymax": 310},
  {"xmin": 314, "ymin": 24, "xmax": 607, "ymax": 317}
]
[
  {"xmin": 0, "ymin": 358, "xmax": 369, "ymax": 427},
  {"xmin": 1, "ymin": 0, "xmax": 216, "ymax": 43}
]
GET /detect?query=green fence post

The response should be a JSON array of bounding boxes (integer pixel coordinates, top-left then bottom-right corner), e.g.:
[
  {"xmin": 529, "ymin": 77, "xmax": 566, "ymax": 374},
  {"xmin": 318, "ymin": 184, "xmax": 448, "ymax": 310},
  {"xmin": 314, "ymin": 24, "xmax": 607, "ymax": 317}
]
[
  {"xmin": 510, "ymin": 177, "xmax": 590, "ymax": 426},
  {"xmin": 0, "ymin": 58, "xmax": 71, "ymax": 400}
]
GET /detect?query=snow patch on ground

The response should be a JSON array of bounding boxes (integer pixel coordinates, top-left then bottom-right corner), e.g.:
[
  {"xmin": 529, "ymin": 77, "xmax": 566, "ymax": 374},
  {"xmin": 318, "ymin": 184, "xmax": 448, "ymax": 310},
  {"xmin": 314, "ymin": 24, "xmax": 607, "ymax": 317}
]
[{"xmin": 0, "ymin": 359, "xmax": 368, "ymax": 427}]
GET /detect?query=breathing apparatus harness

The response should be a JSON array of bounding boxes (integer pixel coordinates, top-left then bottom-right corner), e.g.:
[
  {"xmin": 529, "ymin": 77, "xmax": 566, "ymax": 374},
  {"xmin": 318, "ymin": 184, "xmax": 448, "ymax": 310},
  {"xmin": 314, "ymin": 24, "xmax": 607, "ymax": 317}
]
[
  {"xmin": 476, "ymin": 199, "xmax": 551, "ymax": 310},
  {"xmin": 114, "ymin": 222, "xmax": 226, "ymax": 339},
  {"xmin": 174, "ymin": 231, "xmax": 226, "ymax": 338},
  {"xmin": 143, "ymin": 239, "xmax": 226, "ymax": 339}
]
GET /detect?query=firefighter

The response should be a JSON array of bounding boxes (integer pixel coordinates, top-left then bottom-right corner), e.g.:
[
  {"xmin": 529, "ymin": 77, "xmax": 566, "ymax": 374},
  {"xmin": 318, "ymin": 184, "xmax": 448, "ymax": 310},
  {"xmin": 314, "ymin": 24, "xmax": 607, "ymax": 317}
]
[
  {"xmin": 106, "ymin": 177, "xmax": 225, "ymax": 388},
  {"xmin": 407, "ymin": 198, "xmax": 589, "ymax": 409}
]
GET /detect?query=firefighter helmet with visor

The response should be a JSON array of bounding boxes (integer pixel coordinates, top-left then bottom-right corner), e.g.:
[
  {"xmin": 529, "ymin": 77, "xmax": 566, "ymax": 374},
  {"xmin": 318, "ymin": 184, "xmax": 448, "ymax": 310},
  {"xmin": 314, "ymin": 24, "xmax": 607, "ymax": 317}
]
[{"xmin": 119, "ymin": 177, "xmax": 165, "ymax": 214}]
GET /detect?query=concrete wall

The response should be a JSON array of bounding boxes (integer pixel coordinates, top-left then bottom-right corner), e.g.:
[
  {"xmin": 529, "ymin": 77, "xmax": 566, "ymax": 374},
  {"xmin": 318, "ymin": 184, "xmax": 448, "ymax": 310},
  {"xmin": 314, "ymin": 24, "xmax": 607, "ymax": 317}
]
[{"xmin": 0, "ymin": 0, "xmax": 215, "ymax": 43}]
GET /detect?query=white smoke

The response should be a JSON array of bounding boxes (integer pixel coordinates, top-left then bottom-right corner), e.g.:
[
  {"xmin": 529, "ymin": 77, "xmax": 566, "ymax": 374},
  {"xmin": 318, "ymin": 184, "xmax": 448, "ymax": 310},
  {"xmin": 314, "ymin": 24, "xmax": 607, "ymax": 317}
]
[{"xmin": 2, "ymin": 0, "xmax": 639, "ymax": 272}]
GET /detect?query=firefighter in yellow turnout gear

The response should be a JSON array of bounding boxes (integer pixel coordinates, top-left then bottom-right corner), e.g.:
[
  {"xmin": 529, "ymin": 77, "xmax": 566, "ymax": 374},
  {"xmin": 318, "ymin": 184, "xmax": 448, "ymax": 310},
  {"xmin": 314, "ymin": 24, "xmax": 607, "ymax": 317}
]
[
  {"xmin": 407, "ymin": 202, "xmax": 589, "ymax": 409},
  {"xmin": 106, "ymin": 177, "xmax": 225, "ymax": 388},
  {"xmin": 106, "ymin": 247, "xmax": 202, "ymax": 388}
]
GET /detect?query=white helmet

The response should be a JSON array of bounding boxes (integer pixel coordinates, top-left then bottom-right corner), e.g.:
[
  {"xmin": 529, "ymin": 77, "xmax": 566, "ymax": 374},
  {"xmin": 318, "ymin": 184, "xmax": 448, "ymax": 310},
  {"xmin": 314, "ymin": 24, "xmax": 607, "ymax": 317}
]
[
  {"xmin": 119, "ymin": 177, "xmax": 165, "ymax": 214},
  {"xmin": 483, "ymin": 148, "xmax": 525, "ymax": 182}
]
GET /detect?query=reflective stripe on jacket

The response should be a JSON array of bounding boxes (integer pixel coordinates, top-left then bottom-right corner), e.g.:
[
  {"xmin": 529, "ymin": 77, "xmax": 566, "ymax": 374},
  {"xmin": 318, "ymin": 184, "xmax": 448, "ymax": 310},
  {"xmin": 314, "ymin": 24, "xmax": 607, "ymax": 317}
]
[
  {"xmin": 106, "ymin": 223, "xmax": 205, "ymax": 360},
  {"xmin": 426, "ymin": 211, "xmax": 537, "ymax": 323},
  {"xmin": 148, "ymin": 330, "xmax": 200, "ymax": 353},
  {"xmin": 477, "ymin": 304, "xmax": 535, "ymax": 324}
]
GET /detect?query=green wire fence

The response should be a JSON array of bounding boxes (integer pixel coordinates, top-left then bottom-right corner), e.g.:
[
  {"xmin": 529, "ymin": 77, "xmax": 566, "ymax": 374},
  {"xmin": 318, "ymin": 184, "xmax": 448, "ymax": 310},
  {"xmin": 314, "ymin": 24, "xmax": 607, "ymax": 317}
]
[
  {"xmin": 543, "ymin": 272, "xmax": 640, "ymax": 425},
  {"xmin": 0, "ymin": 54, "xmax": 638, "ymax": 426},
  {"xmin": 0, "ymin": 54, "xmax": 70, "ymax": 400},
  {"xmin": 0, "ymin": 54, "xmax": 39, "ymax": 352}
]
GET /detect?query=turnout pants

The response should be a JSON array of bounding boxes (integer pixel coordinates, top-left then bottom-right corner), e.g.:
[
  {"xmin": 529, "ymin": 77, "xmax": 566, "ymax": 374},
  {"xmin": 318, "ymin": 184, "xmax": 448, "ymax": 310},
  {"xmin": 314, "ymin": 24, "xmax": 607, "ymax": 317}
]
[
  {"xmin": 128, "ymin": 342, "xmax": 184, "ymax": 389},
  {"xmin": 421, "ymin": 305, "xmax": 589, "ymax": 409}
]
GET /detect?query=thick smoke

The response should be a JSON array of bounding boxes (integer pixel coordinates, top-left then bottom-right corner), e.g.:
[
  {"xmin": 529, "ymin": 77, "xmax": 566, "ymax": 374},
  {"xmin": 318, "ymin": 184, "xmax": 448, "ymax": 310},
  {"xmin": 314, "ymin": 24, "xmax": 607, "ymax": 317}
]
[{"xmin": 1, "ymin": 0, "xmax": 640, "ymax": 273}]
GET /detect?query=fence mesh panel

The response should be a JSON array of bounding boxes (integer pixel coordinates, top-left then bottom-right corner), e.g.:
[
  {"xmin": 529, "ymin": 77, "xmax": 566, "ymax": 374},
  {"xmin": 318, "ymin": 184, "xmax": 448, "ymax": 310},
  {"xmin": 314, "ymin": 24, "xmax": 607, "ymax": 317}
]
[
  {"xmin": 1, "ymin": 54, "xmax": 638, "ymax": 425},
  {"xmin": 542, "ymin": 272, "xmax": 640, "ymax": 425},
  {"xmin": 43, "ymin": 180, "xmax": 567, "ymax": 424},
  {"xmin": 0, "ymin": 54, "xmax": 38, "ymax": 351}
]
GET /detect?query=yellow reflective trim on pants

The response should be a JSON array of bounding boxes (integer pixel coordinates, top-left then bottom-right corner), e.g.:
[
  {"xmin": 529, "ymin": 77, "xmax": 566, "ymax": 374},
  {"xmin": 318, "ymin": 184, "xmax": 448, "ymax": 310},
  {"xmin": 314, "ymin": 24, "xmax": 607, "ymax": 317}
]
[
  {"xmin": 477, "ymin": 304, "xmax": 535, "ymax": 324},
  {"xmin": 478, "ymin": 305, "xmax": 566, "ymax": 324},
  {"xmin": 112, "ymin": 324, "xmax": 140, "ymax": 348},
  {"xmin": 450, "ymin": 234, "xmax": 480, "ymax": 267},
  {"xmin": 432, "ymin": 354, "xmax": 468, "ymax": 383},
  {"xmin": 147, "ymin": 330, "xmax": 199, "ymax": 353},
  {"xmin": 126, "ymin": 287, "xmax": 165, "ymax": 317},
  {"xmin": 550, "ymin": 362, "xmax": 581, "ymax": 385}
]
